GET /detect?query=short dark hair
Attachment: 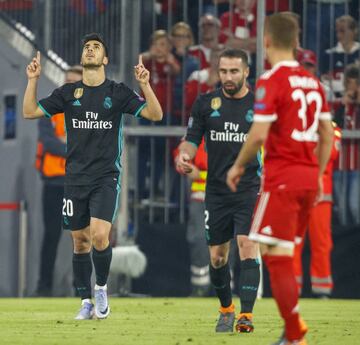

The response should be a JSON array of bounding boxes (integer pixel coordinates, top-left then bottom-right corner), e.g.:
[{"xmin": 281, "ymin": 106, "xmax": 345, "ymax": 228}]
[
  {"xmin": 219, "ymin": 49, "xmax": 249, "ymax": 67},
  {"xmin": 81, "ymin": 33, "xmax": 108, "ymax": 57}
]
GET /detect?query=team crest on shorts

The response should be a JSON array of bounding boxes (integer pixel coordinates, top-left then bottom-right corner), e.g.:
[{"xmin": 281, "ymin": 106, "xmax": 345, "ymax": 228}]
[
  {"xmin": 103, "ymin": 97, "xmax": 112, "ymax": 109},
  {"xmin": 211, "ymin": 97, "xmax": 221, "ymax": 110},
  {"xmin": 74, "ymin": 88, "xmax": 83, "ymax": 99}
]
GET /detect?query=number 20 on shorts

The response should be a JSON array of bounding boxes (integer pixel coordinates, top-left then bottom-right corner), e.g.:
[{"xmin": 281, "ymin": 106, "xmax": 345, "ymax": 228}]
[{"xmin": 62, "ymin": 198, "xmax": 74, "ymax": 217}]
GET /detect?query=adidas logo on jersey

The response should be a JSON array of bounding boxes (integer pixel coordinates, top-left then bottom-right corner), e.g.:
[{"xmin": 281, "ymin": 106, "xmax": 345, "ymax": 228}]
[
  {"xmin": 210, "ymin": 110, "xmax": 221, "ymax": 117},
  {"xmin": 72, "ymin": 100, "xmax": 81, "ymax": 106}
]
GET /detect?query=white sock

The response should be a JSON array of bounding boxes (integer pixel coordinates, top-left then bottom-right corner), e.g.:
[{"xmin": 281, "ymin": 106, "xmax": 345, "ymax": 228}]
[
  {"xmin": 94, "ymin": 284, "xmax": 107, "ymax": 290},
  {"xmin": 81, "ymin": 298, "xmax": 91, "ymax": 305}
]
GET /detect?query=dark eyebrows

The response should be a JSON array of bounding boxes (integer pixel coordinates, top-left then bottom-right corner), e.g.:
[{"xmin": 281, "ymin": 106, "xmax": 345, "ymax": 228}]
[
  {"xmin": 84, "ymin": 42, "xmax": 101, "ymax": 49},
  {"xmin": 219, "ymin": 68, "xmax": 241, "ymax": 73}
]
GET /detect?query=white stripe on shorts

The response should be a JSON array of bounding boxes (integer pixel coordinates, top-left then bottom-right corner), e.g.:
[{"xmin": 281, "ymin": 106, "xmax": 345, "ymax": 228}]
[{"xmin": 250, "ymin": 191, "xmax": 270, "ymax": 235}]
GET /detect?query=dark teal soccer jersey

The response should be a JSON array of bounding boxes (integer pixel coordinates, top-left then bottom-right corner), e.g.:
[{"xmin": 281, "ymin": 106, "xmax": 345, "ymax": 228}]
[
  {"xmin": 185, "ymin": 88, "xmax": 261, "ymax": 195},
  {"xmin": 38, "ymin": 79, "xmax": 146, "ymax": 185}
]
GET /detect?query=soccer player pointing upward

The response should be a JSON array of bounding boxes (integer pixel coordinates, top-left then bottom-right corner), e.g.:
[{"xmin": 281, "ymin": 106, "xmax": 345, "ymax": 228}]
[
  {"xmin": 23, "ymin": 33, "xmax": 162, "ymax": 319},
  {"xmin": 227, "ymin": 13, "xmax": 333, "ymax": 345},
  {"xmin": 178, "ymin": 49, "xmax": 261, "ymax": 333}
]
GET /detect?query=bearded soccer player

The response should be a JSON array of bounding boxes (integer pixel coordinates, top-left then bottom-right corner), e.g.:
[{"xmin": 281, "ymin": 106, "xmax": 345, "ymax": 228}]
[
  {"xmin": 177, "ymin": 48, "xmax": 261, "ymax": 333},
  {"xmin": 227, "ymin": 14, "xmax": 333, "ymax": 345},
  {"xmin": 23, "ymin": 33, "xmax": 163, "ymax": 319}
]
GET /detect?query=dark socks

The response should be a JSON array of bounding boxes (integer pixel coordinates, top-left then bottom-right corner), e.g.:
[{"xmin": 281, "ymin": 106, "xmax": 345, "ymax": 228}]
[
  {"xmin": 209, "ymin": 263, "xmax": 232, "ymax": 308},
  {"xmin": 92, "ymin": 245, "xmax": 112, "ymax": 286},
  {"xmin": 239, "ymin": 258, "xmax": 260, "ymax": 313},
  {"xmin": 72, "ymin": 253, "xmax": 92, "ymax": 300}
]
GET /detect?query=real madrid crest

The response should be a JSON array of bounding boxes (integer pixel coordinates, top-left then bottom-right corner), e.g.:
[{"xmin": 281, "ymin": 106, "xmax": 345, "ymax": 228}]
[
  {"xmin": 211, "ymin": 97, "xmax": 222, "ymax": 110},
  {"xmin": 74, "ymin": 88, "xmax": 83, "ymax": 99}
]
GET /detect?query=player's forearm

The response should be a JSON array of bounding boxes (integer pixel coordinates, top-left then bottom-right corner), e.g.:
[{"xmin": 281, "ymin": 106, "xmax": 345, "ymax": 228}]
[
  {"xmin": 234, "ymin": 122, "xmax": 269, "ymax": 168},
  {"xmin": 178, "ymin": 140, "xmax": 198, "ymax": 160},
  {"xmin": 140, "ymin": 83, "xmax": 163, "ymax": 121},
  {"xmin": 234, "ymin": 136, "xmax": 262, "ymax": 169},
  {"xmin": 318, "ymin": 120, "xmax": 334, "ymax": 176},
  {"xmin": 23, "ymin": 78, "xmax": 40, "ymax": 119}
]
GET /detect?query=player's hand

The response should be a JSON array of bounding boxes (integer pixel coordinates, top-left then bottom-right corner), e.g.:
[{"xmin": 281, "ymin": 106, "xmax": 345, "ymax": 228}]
[
  {"xmin": 134, "ymin": 54, "xmax": 150, "ymax": 86},
  {"xmin": 226, "ymin": 164, "xmax": 245, "ymax": 192},
  {"xmin": 315, "ymin": 176, "xmax": 324, "ymax": 205},
  {"xmin": 26, "ymin": 51, "xmax": 41, "ymax": 80},
  {"xmin": 176, "ymin": 152, "xmax": 193, "ymax": 174}
]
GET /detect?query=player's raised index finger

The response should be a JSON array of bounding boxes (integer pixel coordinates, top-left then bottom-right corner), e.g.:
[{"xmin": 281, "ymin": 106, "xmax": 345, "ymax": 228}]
[
  {"xmin": 36, "ymin": 51, "xmax": 41, "ymax": 63},
  {"xmin": 138, "ymin": 54, "xmax": 143, "ymax": 65}
]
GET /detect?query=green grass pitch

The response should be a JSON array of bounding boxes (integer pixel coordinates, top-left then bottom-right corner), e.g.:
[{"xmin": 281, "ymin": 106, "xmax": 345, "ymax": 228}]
[{"xmin": 0, "ymin": 298, "xmax": 358, "ymax": 345}]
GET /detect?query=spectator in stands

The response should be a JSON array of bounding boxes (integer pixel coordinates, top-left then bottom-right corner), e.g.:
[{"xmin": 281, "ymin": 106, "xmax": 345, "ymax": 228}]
[
  {"xmin": 142, "ymin": 30, "xmax": 180, "ymax": 121},
  {"xmin": 333, "ymin": 64, "xmax": 360, "ymax": 225},
  {"xmin": 219, "ymin": 0, "xmax": 257, "ymax": 54},
  {"xmin": 304, "ymin": 0, "xmax": 349, "ymax": 59},
  {"xmin": 171, "ymin": 22, "xmax": 200, "ymax": 124},
  {"xmin": 334, "ymin": 64, "xmax": 360, "ymax": 129},
  {"xmin": 139, "ymin": 30, "xmax": 180, "ymax": 199},
  {"xmin": 34, "ymin": 65, "xmax": 82, "ymax": 297},
  {"xmin": 189, "ymin": 14, "xmax": 223, "ymax": 69},
  {"xmin": 297, "ymin": 49, "xmax": 335, "ymax": 103},
  {"xmin": 322, "ymin": 15, "xmax": 360, "ymax": 98},
  {"xmin": 185, "ymin": 47, "xmax": 222, "ymax": 114}
]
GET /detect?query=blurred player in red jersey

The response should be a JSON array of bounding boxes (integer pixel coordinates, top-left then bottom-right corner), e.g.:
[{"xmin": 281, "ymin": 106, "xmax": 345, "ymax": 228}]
[
  {"xmin": 293, "ymin": 128, "xmax": 342, "ymax": 297},
  {"xmin": 227, "ymin": 13, "xmax": 334, "ymax": 345}
]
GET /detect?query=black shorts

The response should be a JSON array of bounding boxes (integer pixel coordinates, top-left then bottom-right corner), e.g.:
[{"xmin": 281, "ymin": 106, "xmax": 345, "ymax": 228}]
[
  {"xmin": 62, "ymin": 181, "xmax": 120, "ymax": 230},
  {"xmin": 204, "ymin": 190, "xmax": 258, "ymax": 246}
]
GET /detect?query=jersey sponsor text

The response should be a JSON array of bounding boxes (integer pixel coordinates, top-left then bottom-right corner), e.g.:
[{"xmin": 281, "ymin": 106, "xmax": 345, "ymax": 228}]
[{"xmin": 72, "ymin": 111, "xmax": 113, "ymax": 129}]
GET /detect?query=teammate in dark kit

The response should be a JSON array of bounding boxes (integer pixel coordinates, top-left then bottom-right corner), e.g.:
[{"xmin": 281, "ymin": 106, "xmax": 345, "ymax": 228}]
[
  {"xmin": 177, "ymin": 49, "xmax": 261, "ymax": 333},
  {"xmin": 23, "ymin": 33, "xmax": 163, "ymax": 319}
]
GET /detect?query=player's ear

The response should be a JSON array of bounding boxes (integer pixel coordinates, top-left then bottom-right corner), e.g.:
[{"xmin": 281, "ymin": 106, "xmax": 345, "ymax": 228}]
[
  {"xmin": 103, "ymin": 56, "xmax": 108, "ymax": 66},
  {"xmin": 264, "ymin": 34, "xmax": 271, "ymax": 50},
  {"xmin": 244, "ymin": 66, "xmax": 250, "ymax": 79}
]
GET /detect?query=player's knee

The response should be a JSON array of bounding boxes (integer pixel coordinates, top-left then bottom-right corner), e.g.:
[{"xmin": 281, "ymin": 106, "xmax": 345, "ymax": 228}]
[
  {"xmin": 238, "ymin": 236, "xmax": 257, "ymax": 258},
  {"xmin": 210, "ymin": 255, "xmax": 227, "ymax": 268},
  {"xmin": 91, "ymin": 230, "xmax": 109, "ymax": 250},
  {"xmin": 73, "ymin": 236, "xmax": 91, "ymax": 253}
]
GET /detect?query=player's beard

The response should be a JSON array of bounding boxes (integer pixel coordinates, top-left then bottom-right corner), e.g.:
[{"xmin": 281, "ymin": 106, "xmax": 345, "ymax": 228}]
[
  {"xmin": 82, "ymin": 61, "xmax": 103, "ymax": 69},
  {"xmin": 223, "ymin": 78, "xmax": 244, "ymax": 96}
]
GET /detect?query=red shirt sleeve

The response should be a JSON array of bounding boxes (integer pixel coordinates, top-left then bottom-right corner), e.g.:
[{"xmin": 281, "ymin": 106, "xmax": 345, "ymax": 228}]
[{"xmin": 253, "ymin": 77, "xmax": 278, "ymax": 123}]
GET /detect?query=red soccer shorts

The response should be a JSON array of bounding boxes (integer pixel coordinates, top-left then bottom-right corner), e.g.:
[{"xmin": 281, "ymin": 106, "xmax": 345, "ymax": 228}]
[{"xmin": 249, "ymin": 190, "xmax": 317, "ymax": 249}]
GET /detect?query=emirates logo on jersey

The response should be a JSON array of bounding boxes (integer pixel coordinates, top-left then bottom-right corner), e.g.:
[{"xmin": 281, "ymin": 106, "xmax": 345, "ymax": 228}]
[
  {"xmin": 72, "ymin": 111, "xmax": 113, "ymax": 129},
  {"xmin": 209, "ymin": 121, "xmax": 248, "ymax": 143}
]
